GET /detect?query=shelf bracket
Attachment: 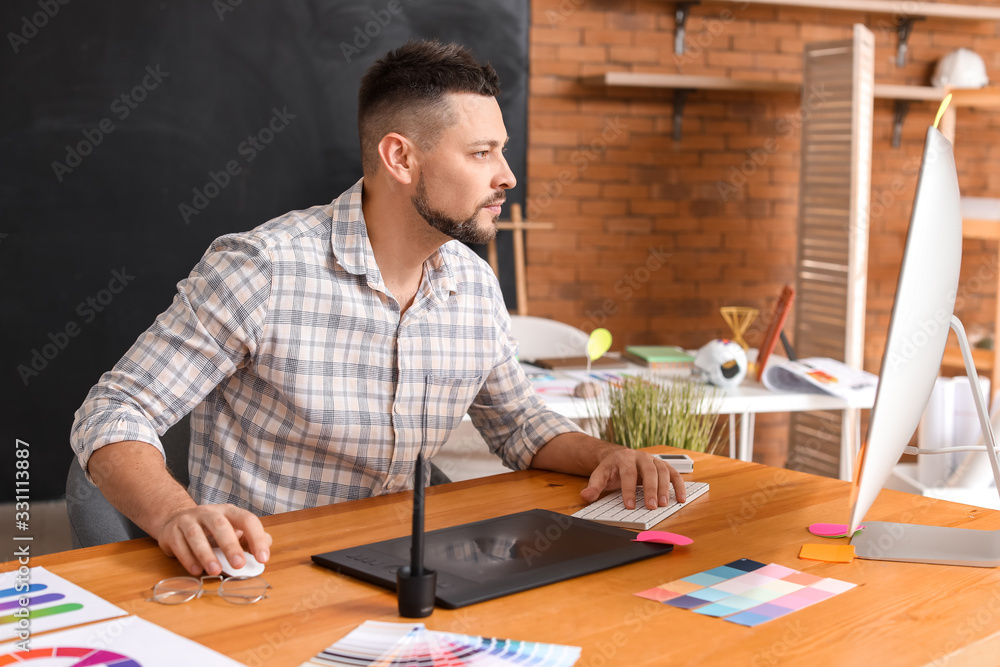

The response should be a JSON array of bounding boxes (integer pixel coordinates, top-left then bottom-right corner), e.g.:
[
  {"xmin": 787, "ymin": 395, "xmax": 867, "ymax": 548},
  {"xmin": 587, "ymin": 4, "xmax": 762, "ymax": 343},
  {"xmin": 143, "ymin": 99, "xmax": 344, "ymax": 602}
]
[
  {"xmin": 891, "ymin": 99, "xmax": 910, "ymax": 148},
  {"xmin": 673, "ymin": 88, "xmax": 690, "ymax": 142},
  {"xmin": 674, "ymin": 2, "xmax": 701, "ymax": 56},
  {"xmin": 895, "ymin": 17, "xmax": 924, "ymax": 67}
]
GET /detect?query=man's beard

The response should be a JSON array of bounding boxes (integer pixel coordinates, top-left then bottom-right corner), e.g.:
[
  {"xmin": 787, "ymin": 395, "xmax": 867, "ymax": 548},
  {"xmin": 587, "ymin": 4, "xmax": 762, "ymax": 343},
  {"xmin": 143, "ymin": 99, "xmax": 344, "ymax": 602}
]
[{"xmin": 411, "ymin": 175, "xmax": 504, "ymax": 245}]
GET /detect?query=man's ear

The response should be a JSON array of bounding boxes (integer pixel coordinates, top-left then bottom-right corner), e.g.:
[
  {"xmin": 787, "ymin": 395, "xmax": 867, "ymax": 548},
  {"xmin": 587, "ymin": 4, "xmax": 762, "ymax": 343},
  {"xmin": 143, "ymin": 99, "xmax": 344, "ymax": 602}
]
[{"xmin": 377, "ymin": 132, "xmax": 418, "ymax": 185}]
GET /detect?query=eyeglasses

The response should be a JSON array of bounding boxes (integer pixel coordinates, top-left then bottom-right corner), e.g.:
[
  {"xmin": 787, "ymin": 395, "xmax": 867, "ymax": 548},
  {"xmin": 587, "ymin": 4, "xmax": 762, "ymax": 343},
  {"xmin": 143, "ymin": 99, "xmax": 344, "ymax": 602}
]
[{"xmin": 148, "ymin": 575, "xmax": 271, "ymax": 605}]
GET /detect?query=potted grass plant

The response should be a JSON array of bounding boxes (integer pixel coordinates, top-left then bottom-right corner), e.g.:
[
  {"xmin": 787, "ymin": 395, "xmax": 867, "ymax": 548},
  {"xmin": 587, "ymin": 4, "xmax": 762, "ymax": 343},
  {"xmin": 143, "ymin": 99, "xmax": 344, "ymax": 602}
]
[{"xmin": 586, "ymin": 375, "xmax": 725, "ymax": 454}]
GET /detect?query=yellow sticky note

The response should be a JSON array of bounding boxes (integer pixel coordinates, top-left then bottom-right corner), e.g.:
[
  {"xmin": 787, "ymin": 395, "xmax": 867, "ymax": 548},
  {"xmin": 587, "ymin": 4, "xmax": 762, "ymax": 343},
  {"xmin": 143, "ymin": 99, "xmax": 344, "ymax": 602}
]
[{"xmin": 799, "ymin": 543, "xmax": 855, "ymax": 563}]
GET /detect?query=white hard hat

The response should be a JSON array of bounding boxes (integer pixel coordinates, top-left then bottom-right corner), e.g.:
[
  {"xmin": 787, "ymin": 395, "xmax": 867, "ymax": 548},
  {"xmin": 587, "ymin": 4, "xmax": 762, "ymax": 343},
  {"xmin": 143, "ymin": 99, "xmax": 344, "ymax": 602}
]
[
  {"xmin": 693, "ymin": 339, "xmax": 747, "ymax": 388},
  {"xmin": 932, "ymin": 48, "xmax": 989, "ymax": 89}
]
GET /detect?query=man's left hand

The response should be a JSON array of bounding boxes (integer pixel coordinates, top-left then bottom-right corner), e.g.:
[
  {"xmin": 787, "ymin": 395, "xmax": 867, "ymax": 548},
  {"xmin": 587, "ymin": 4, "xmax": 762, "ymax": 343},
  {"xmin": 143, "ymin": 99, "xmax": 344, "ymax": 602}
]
[{"xmin": 580, "ymin": 448, "xmax": 686, "ymax": 509}]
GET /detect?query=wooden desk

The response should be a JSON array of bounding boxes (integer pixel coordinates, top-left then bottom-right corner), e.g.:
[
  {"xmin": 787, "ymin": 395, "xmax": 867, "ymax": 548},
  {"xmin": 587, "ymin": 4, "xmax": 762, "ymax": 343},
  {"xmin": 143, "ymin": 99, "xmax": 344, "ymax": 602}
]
[{"xmin": 7, "ymin": 450, "xmax": 1000, "ymax": 666}]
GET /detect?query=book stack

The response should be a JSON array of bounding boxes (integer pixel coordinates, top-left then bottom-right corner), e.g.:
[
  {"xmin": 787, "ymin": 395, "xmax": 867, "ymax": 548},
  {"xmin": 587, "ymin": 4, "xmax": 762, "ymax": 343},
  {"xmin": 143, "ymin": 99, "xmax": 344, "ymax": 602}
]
[{"xmin": 622, "ymin": 346, "xmax": 695, "ymax": 371}]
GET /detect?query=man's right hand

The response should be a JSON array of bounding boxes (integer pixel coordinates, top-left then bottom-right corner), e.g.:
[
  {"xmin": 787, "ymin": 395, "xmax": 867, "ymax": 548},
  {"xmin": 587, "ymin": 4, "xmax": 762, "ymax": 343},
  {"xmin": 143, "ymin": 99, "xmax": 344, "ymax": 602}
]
[
  {"xmin": 158, "ymin": 504, "xmax": 272, "ymax": 576},
  {"xmin": 87, "ymin": 441, "xmax": 273, "ymax": 575}
]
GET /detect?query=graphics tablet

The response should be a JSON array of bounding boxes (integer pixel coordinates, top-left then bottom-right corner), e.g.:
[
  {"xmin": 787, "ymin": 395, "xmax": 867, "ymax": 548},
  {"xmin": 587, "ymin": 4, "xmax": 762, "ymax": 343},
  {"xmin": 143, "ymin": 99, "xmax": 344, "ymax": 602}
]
[{"xmin": 312, "ymin": 509, "xmax": 672, "ymax": 609}]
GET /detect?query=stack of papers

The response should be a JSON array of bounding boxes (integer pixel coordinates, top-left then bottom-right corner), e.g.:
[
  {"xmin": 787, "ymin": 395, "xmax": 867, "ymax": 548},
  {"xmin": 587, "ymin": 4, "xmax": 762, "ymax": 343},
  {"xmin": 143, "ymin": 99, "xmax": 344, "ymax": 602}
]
[{"xmin": 0, "ymin": 567, "xmax": 245, "ymax": 665}]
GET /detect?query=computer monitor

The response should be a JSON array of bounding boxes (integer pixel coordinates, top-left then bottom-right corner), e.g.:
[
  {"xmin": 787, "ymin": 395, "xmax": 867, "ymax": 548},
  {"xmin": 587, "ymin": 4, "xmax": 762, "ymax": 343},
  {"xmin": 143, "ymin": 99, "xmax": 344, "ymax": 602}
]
[{"xmin": 847, "ymin": 125, "xmax": 1000, "ymax": 567}]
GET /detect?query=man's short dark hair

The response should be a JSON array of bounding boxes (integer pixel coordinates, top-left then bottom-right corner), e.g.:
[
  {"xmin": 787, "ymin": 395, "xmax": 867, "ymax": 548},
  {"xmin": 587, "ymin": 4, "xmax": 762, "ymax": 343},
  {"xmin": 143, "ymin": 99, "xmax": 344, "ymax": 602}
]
[{"xmin": 358, "ymin": 40, "xmax": 501, "ymax": 176}]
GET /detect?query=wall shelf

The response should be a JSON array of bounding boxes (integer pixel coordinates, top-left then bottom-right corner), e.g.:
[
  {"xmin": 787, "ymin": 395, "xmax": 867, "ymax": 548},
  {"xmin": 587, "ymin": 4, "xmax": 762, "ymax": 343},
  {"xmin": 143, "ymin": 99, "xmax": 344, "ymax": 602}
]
[
  {"xmin": 582, "ymin": 72, "xmax": 801, "ymax": 93},
  {"xmin": 873, "ymin": 84, "xmax": 945, "ymax": 102},
  {"xmin": 583, "ymin": 73, "xmax": 799, "ymax": 140},
  {"xmin": 873, "ymin": 85, "xmax": 946, "ymax": 147},
  {"xmin": 670, "ymin": 1, "xmax": 1000, "ymax": 66},
  {"xmin": 951, "ymin": 88, "xmax": 1000, "ymax": 108},
  {"xmin": 589, "ymin": 72, "xmax": 972, "ymax": 101},
  {"xmin": 706, "ymin": 0, "xmax": 1000, "ymax": 20},
  {"xmin": 585, "ymin": 71, "xmax": 1000, "ymax": 144}
]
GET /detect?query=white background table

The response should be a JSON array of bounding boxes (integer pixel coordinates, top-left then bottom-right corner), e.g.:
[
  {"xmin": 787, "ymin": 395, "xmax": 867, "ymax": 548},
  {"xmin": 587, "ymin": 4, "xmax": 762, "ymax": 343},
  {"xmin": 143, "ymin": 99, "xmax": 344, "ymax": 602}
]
[
  {"xmin": 440, "ymin": 361, "xmax": 874, "ymax": 481},
  {"xmin": 527, "ymin": 363, "xmax": 873, "ymax": 463}
]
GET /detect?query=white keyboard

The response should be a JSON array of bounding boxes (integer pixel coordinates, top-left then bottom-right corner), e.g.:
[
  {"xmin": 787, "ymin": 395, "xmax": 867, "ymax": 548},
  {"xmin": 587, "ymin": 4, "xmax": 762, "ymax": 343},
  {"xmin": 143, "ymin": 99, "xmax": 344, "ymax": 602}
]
[{"xmin": 571, "ymin": 482, "xmax": 709, "ymax": 530}]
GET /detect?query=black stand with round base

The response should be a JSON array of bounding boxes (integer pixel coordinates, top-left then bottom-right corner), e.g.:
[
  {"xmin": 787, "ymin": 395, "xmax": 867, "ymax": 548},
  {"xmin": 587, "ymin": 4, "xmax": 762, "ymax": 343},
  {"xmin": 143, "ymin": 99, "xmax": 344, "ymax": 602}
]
[{"xmin": 397, "ymin": 566, "xmax": 437, "ymax": 618}]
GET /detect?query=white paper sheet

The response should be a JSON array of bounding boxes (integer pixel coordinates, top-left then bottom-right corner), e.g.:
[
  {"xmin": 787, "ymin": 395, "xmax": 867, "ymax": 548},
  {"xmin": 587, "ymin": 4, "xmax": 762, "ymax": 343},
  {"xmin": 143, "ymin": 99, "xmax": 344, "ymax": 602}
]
[
  {"xmin": 0, "ymin": 615, "xmax": 246, "ymax": 666},
  {"xmin": 0, "ymin": 566, "xmax": 127, "ymax": 641}
]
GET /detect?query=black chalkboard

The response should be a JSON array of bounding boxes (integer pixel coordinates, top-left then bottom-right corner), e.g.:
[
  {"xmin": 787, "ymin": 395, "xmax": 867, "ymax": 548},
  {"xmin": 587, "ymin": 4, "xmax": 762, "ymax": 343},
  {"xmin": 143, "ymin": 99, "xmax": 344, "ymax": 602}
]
[{"xmin": 0, "ymin": 0, "xmax": 529, "ymax": 500}]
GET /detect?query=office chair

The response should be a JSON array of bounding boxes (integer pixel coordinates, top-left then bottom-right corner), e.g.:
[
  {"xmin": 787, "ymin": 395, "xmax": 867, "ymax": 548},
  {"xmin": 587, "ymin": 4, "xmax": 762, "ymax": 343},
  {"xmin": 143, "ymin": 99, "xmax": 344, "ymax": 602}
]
[
  {"xmin": 508, "ymin": 315, "xmax": 589, "ymax": 361},
  {"xmin": 65, "ymin": 413, "xmax": 191, "ymax": 548},
  {"xmin": 66, "ymin": 413, "xmax": 452, "ymax": 548}
]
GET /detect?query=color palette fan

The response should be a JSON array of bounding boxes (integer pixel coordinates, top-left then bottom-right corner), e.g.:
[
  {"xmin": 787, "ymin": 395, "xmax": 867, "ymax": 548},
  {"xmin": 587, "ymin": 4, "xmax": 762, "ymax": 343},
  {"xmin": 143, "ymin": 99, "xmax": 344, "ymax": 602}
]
[
  {"xmin": 635, "ymin": 558, "xmax": 855, "ymax": 627},
  {"xmin": 300, "ymin": 621, "xmax": 581, "ymax": 666}
]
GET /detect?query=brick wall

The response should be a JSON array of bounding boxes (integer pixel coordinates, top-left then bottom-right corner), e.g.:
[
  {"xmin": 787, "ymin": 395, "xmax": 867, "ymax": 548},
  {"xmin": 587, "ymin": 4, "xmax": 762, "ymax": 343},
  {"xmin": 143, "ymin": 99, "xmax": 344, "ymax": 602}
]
[{"xmin": 523, "ymin": 0, "xmax": 1000, "ymax": 467}]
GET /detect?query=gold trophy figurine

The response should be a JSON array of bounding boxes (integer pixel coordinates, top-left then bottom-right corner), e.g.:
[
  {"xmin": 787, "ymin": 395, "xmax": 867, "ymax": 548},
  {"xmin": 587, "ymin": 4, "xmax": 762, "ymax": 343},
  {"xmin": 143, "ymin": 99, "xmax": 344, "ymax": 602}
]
[{"xmin": 719, "ymin": 306, "xmax": 759, "ymax": 352}]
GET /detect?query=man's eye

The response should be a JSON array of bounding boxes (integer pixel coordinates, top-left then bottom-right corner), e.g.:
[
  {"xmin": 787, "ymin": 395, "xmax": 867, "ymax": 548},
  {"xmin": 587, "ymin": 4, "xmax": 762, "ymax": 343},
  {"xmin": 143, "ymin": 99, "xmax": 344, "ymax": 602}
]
[{"xmin": 474, "ymin": 151, "xmax": 489, "ymax": 158}]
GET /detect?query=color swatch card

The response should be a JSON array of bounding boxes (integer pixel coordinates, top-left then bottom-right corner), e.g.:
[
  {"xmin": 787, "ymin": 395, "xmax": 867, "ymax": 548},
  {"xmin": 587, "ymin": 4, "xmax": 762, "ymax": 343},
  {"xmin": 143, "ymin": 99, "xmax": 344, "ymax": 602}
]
[
  {"xmin": 301, "ymin": 621, "xmax": 581, "ymax": 666},
  {"xmin": 0, "ymin": 566, "xmax": 127, "ymax": 640},
  {"xmin": 635, "ymin": 558, "xmax": 856, "ymax": 627},
  {"xmin": 0, "ymin": 616, "xmax": 246, "ymax": 666}
]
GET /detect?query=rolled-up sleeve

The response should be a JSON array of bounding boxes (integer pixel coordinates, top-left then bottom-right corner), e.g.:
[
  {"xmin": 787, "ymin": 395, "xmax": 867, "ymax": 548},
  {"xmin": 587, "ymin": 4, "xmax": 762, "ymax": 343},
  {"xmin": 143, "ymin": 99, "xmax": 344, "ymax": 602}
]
[
  {"xmin": 467, "ymin": 306, "xmax": 583, "ymax": 471},
  {"xmin": 70, "ymin": 235, "xmax": 272, "ymax": 478}
]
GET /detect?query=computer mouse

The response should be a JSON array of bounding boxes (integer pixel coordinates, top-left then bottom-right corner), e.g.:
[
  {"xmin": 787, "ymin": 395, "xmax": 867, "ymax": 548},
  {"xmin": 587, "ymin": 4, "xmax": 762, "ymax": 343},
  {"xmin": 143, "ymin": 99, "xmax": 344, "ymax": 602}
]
[{"xmin": 212, "ymin": 547, "xmax": 266, "ymax": 578}]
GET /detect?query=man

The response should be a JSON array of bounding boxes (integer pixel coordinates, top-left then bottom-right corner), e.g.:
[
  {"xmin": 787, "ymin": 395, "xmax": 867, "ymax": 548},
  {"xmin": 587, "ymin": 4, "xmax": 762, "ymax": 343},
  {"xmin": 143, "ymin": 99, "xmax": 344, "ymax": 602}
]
[{"xmin": 71, "ymin": 41, "xmax": 685, "ymax": 578}]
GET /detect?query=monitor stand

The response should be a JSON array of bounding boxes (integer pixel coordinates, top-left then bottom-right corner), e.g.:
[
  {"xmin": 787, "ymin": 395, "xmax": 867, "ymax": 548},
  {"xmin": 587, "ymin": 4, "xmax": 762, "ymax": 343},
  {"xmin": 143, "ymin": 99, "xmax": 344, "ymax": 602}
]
[{"xmin": 852, "ymin": 315, "xmax": 1000, "ymax": 567}]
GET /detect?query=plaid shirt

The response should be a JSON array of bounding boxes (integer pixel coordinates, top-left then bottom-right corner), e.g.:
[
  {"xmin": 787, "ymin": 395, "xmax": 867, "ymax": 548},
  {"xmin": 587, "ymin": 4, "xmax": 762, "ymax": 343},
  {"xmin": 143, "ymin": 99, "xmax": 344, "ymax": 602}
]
[{"xmin": 71, "ymin": 179, "xmax": 581, "ymax": 516}]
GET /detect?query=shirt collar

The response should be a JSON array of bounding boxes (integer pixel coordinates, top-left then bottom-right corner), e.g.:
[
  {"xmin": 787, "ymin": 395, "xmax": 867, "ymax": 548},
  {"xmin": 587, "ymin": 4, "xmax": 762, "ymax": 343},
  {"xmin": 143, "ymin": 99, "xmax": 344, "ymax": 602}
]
[
  {"xmin": 329, "ymin": 178, "xmax": 376, "ymax": 280},
  {"xmin": 329, "ymin": 178, "xmax": 457, "ymax": 298},
  {"xmin": 425, "ymin": 241, "xmax": 458, "ymax": 298}
]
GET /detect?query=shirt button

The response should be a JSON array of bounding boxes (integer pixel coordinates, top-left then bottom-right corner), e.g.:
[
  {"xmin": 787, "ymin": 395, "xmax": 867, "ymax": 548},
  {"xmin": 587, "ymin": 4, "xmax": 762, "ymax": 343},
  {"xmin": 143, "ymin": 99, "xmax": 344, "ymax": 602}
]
[{"xmin": 393, "ymin": 403, "xmax": 402, "ymax": 414}]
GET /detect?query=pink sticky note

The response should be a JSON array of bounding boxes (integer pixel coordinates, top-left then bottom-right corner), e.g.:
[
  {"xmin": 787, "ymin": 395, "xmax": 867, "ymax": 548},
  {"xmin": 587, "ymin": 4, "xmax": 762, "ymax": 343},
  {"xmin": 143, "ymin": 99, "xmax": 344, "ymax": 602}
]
[
  {"xmin": 808, "ymin": 523, "xmax": 863, "ymax": 538},
  {"xmin": 634, "ymin": 530, "xmax": 694, "ymax": 546}
]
